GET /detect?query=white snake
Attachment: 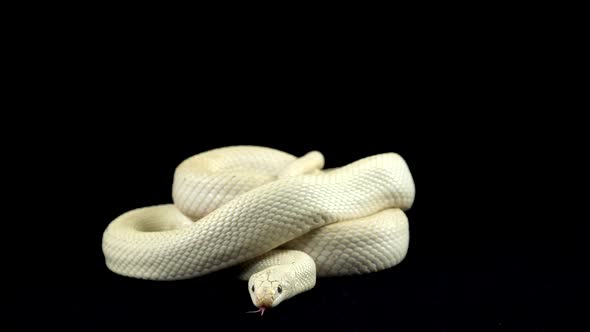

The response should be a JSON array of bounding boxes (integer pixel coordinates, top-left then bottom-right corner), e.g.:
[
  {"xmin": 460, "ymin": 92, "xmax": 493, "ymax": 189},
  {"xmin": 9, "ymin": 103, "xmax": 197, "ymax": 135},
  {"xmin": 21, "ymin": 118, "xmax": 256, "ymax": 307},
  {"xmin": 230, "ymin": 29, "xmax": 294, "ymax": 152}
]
[{"xmin": 102, "ymin": 146, "xmax": 415, "ymax": 312}]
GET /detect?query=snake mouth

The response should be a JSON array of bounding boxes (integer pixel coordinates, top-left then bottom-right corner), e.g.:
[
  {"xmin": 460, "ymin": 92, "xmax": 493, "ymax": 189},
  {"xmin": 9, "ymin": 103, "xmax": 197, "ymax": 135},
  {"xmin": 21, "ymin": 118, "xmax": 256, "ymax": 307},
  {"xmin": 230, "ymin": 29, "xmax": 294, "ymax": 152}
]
[{"xmin": 246, "ymin": 306, "xmax": 267, "ymax": 316}]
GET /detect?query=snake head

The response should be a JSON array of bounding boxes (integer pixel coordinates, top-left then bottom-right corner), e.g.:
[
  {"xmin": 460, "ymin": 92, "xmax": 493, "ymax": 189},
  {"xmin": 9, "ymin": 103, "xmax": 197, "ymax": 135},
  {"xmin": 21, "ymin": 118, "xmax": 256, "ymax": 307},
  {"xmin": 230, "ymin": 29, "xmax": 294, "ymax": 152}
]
[{"xmin": 248, "ymin": 267, "xmax": 292, "ymax": 309}]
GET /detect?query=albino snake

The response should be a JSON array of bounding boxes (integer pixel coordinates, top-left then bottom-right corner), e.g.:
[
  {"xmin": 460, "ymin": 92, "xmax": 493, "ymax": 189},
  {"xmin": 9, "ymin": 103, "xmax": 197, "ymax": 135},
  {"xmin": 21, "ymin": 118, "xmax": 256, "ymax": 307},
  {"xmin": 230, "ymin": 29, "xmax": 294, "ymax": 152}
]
[{"xmin": 102, "ymin": 146, "xmax": 415, "ymax": 312}]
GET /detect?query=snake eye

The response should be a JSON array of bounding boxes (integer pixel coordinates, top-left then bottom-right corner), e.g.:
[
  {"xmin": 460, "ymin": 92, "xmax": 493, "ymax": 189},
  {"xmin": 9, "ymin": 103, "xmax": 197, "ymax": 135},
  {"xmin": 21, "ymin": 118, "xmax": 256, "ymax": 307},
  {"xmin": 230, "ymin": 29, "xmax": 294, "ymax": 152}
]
[
  {"xmin": 251, "ymin": 285, "xmax": 255, "ymax": 292},
  {"xmin": 277, "ymin": 286, "xmax": 282, "ymax": 294}
]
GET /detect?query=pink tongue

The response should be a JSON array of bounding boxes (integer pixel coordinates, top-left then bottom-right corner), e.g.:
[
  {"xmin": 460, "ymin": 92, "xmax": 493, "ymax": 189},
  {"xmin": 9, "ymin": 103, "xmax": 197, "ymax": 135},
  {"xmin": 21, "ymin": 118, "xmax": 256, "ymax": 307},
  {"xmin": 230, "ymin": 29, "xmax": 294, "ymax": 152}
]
[{"xmin": 246, "ymin": 307, "xmax": 266, "ymax": 316}]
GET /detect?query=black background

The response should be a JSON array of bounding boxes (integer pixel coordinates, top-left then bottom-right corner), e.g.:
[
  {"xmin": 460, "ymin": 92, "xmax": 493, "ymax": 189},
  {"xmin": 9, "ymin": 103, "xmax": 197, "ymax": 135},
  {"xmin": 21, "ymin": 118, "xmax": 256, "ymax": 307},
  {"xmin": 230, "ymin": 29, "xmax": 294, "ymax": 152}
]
[
  {"xmin": 7, "ymin": 21, "xmax": 587, "ymax": 331},
  {"xmin": 13, "ymin": 113, "xmax": 585, "ymax": 331}
]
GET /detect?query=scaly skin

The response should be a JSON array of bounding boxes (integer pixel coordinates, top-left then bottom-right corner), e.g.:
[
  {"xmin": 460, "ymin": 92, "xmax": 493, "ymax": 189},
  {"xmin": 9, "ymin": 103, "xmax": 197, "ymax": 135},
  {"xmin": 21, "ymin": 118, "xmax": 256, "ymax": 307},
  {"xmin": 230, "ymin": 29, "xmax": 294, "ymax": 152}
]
[{"xmin": 102, "ymin": 146, "xmax": 415, "ymax": 309}]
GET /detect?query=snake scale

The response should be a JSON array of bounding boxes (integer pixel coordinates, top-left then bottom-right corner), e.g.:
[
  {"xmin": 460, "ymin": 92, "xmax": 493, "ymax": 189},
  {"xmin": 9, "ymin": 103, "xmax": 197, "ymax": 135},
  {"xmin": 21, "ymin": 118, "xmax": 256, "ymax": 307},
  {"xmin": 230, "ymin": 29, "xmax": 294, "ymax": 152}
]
[{"xmin": 102, "ymin": 146, "xmax": 415, "ymax": 312}]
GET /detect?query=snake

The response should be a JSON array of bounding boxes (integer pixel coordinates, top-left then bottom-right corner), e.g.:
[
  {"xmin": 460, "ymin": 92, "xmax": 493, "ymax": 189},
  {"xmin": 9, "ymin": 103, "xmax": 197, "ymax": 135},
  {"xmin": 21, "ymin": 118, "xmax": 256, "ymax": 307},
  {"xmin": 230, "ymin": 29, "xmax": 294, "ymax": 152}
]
[{"xmin": 102, "ymin": 146, "xmax": 415, "ymax": 313}]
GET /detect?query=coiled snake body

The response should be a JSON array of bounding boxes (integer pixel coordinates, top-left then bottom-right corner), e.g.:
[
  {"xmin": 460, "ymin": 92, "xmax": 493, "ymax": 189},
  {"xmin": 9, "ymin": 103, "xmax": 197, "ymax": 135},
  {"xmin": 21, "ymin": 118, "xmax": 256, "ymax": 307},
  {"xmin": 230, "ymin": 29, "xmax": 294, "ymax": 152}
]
[{"xmin": 102, "ymin": 146, "xmax": 415, "ymax": 310}]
